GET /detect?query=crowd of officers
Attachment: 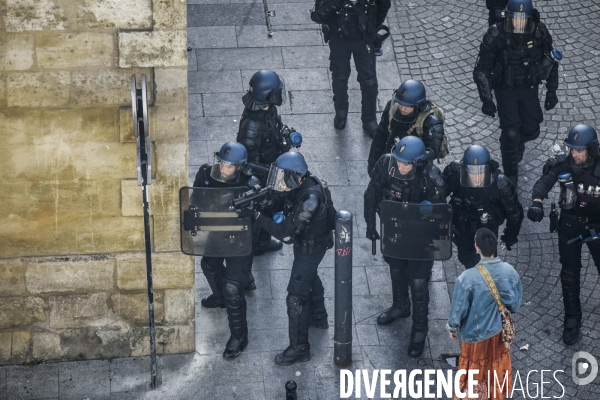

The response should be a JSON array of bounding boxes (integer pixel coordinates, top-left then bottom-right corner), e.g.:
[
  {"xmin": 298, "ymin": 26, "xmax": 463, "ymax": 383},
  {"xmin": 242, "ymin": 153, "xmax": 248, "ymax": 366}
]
[{"xmin": 191, "ymin": 0, "xmax": 599, "ymax": 366}]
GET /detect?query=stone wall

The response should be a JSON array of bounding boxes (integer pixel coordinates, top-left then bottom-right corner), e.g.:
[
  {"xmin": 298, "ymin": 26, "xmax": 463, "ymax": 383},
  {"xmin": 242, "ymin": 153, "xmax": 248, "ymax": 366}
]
[{"xmin": 0, "ymin": 0, "xmax": 192, "ymax": 365}]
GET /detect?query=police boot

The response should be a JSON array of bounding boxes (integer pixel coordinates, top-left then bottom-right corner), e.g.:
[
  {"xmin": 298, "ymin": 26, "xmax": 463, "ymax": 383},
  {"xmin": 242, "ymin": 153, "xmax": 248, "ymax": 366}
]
[
  {"xmin": 276, "ymin": 294, "xmax": 311, "ymax": 366},
  {"xmin": 500, "ymin": 129, "xmax": 520, "ymax": 186},
  {"xmin": 561, "ymin": 270, "xmax": 582, "ymax": 345},
  {"xmin": 360, "ymin": 77, "xmax": 379, "ymax": 137},
  {"xmin": 254, "ymin": 237, "xmax": 283, "ymax": 256},
  {"xmin": 377, "ymin": 267, "xmax": 411, "ymax": 325},
  {"xmin": 308, "ymin": 280, "xmax": 329, "ymax": 329},
  {"xmin": 332, "ymin": 72, "xmax": 350, "ymax": 130},
  {"xmin": 408, "ymin": 278, "xmax": 429, "ymax": 358},
  {"xmin": 200, "ymin": 258, "xmax": 225, "ymax": 308},
  {"xmin": 223, "ymin": 280, "xmax": 248, "ymax": 360}
]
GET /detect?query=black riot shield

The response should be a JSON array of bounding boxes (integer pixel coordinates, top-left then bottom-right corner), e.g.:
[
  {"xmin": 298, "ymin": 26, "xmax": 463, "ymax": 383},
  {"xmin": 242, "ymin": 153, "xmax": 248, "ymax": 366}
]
[
  {"xmin": 180, "ymin": 187, "xmax": 253, "ymax": 257},
  {"xmin": 379, "ymin": 201, "xmax": 452, "ymax": 260}
]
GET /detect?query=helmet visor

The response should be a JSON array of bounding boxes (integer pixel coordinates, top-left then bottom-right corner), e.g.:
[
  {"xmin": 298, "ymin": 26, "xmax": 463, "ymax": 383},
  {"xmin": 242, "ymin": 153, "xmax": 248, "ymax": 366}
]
[
  {"xmin": 388, "ymin": 157, "xmax": 417, "ymax": 181},
  {"xmin": 266, "ymin": 163, "xmax": 302, "ymax": 192},
  {"xmin": 459, "ymin": 164, "xmax": 492, "ymax": 187},
  {"xmin": 268, "ymin": 76, "xmax": 287, "ymax": 106},
  {"xmin": 210, "ymin": 154, "xmax": 242, "ymax": 184},
  {"xmin": 505, "ymin": 12, "xmax": 530, "ymax": 34}
]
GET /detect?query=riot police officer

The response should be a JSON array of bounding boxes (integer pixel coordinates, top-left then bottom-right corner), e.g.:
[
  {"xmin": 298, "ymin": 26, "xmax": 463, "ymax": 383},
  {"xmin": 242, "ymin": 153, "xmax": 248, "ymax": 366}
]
[
  {"xmin": 473, "ymin": 0, "xmax": 560, "ymax": 186},
  {"xmin": 237, "ymin": 70, "xmax": 290, "ymax": 257},
  {"xmin": 236, "ymin": 152, "xmax": 334, "ymax": 365},
  {"xmin": 368, "ymin": 80, "xmax": 445, "ymax": 177},
  {"xmin": 311, "ymin": 0, "xmax": 391, "ymax": 136},
  {"xmin": 192, "ymin": 142, "xmax": 258, "ymax": 359},
  {"xmin": 364, "ymin": 136, "xmax": 445, "ymax": 357},
  {"xmin": 486, "ymin": 0, "xmax": 508, "ymax": 26},
  {"xmin": 443, "ymin": 145, "xmax": 523, "ymax": 269},
  {"xmin": 528, "ymin": 124, "xmax": 600, "ymax": 345}
]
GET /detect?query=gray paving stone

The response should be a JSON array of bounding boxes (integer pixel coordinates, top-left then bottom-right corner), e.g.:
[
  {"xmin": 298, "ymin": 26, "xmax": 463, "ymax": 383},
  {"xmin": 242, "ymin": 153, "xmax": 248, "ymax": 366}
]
[
  {"xmin": 188, "ymin": 70, "xmax": 243, "ymax": 94},
  {"xmin": 188, "ymin": 93, "xmax": 203, "ymax": 118},
  {"xmin": 187, "ymin": 26, "xmax": 238, "ymax": 49},
  {"xmin": 310, "ymin": 160, "xmax": 348, "ymax": 186},
  {"xmin": 0, "ymin": 367, "xmax": 6, "ymax": 398},
  {"xmin": 353, "ymin": 294, "xmax": 393, "ymax": 325},
  {"xmin": 5, "ymin": 364, "xmax": 59, "ymax": 400},
  {"xmin": 236, "ymin": 25, "xmax": 322, "ymax": 47},
  {"xmin": 196, "ymin": 47, "xmax": 284, "ymax": 71},
  {"xmin": 201, "ymin": 92, "xmax": 247, "ymax": 117},
  {"xmin": 429, "ymin": 281, "xmax": 451, "ymax": 320},
  {"xmin": 58, "ymin": 360, "xmax": 110, "ymax": 399},
  {"xmin": 365, "ymin": 264, "xmax": 392, "ymax": 295},
  {"xmin": 187, "ymin": 49, "xmax": 197, "ymax": 71},
  {"xmin": 267, "ymin": 2, "xmax": 314, "ymax": 25},
  {"xmin": 188, "ymin": 3, "xmax": 265, "ymax": 27},
  {"xmin": 188, "ymin": 116, "xmax": 240, "ymax": 142},
  {"xmin": 282, "ymin": 45, "xmax": 330, "ymax": 69},
  {"xmin": 356, "ymin": 323, "xmax": 380, "ymax": 346},
  {"xmin": 243, "ymin": 67, "xmax": 330, "ymax": 91},
  {"xmin": 109, "ymin": 356, "xmax": 164, "ymax": 393},
  {"xmin": 188, "ymin": 140, "xmax": 209, "ymax": 166}
]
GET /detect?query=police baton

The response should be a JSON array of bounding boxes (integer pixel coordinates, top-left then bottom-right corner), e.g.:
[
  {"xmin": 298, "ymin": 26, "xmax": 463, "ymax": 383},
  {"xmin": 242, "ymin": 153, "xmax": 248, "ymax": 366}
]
[{"xmin": 372, "ymin": 239, "xmax": 377, "ymax": 255}]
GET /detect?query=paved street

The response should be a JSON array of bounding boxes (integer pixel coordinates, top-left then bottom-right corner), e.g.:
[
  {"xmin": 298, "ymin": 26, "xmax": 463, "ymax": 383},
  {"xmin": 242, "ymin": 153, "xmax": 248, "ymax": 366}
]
[{"xmin": 2, "ymin": 0, "xmax": 599, "ymax": 398}]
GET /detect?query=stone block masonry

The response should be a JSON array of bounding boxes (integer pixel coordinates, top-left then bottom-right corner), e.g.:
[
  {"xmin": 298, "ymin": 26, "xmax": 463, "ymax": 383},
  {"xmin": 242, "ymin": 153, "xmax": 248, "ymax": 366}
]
[{"xmin": 0, "ymin": 0, "xmax": 192, "ymax": 365}]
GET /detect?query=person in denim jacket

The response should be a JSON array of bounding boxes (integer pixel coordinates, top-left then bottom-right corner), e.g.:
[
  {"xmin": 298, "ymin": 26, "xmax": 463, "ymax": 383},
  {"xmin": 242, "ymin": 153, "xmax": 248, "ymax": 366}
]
[{"xmin": 447, "ymin": 228, "xmax": 522, "ymax": 399}]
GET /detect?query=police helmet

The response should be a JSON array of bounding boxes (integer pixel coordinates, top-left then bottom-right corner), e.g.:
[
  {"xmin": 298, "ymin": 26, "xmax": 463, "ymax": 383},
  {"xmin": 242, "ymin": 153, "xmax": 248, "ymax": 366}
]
[
  {"xmin": 242, "ymin": 70, "xmax": 286, "ymax": 111},
  {"xmin": 394, "ymin": 80, "xmax": 427, "ymax": 107},
  {"xmin": 389, "ymin": 136, "xmax": 426, "ymax": 180},
  {"xmin": 460, "ymin": 145, "xmax": 493, "ymax": 187},
  {"xmin": 564, "ymin": 124, "xmax": 599, "ymax": 159},
  {"xmin": 267, "ymin": 152, "xmax": 308, "ymax": 191},
  {"xmin": 210, "ymin": 142, "xmax": 248, "ymax": 183},
  {"xmin": 504, "ymin": 0, "xmax": 535, "ymax": 34}
]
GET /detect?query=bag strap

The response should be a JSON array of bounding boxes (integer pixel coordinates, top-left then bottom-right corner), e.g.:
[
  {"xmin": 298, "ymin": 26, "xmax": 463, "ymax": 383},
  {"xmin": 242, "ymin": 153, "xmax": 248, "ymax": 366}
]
[{"xmin": 475, "ymin": 264, "xmax": 506, "ymax": 312}]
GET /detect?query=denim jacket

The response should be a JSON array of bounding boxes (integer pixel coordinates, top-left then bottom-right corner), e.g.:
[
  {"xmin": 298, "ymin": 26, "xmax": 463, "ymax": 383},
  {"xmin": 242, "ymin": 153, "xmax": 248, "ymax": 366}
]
[{"xmin": 446, "ymin": 257, "xmax": 523, "ymax": 344}]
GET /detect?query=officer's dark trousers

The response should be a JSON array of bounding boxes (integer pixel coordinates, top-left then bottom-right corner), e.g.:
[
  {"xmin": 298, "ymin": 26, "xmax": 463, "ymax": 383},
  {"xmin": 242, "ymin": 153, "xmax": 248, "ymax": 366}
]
[
  {"xmin": 383, "ymin": 257, "xmax": 433, "ymax": 333},
  {"xmin": 328, "ymin": 36, "xmax": 378, "ymax": 123},
  {"xmin": 495, "ymin": 86, "xmax": 543, "ymax": 180},
  {"xmin": 455, "ymin": 225, "xmax": 499, "ymax": 269},
  {"xmin": 201, "ymin": 255, "xmax": 253, "ymax": 339},
  {"xmin": 286, "ymin": 243, "xmax": 327, "ymax": 345},
  {"xmin": 557, "ymin": 218, "xmax": 600, "ymax": 321}
]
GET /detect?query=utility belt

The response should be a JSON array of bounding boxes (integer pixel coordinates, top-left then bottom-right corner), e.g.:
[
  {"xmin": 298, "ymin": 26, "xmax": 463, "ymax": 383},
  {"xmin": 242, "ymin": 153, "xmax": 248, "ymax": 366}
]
[
  {"xmin": 292, "ymin": 233, "xmax": 333, "ymax": 253},
  {"xmin": 560, "ymin": 212, "xmax": 600, "ymax": 225}
]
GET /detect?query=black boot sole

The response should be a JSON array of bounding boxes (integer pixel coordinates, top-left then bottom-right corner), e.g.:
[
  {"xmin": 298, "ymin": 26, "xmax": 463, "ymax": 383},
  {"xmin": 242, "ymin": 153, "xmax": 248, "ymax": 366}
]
[
  {"xmin": 201, "ymin": 300, "xmax": 225, "ymax": 309},
  {"xmin": 377, "ymin": 309, "xmax": 411, "ymax": 325},
  {"xmin": 274, "ymin": 353, "xmax": 311, "ymax": 366}
]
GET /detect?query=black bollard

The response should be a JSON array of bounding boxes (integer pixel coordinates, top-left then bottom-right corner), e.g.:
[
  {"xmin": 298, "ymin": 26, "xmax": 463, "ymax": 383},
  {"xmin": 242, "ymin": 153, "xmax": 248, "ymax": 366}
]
[
  {"xmin": 334, "ymin": 210, "xmax": 353, "ymax": 368},
  {"xmin": 285, "ymin": 380, "xmax": 297, "ymax": 400}
]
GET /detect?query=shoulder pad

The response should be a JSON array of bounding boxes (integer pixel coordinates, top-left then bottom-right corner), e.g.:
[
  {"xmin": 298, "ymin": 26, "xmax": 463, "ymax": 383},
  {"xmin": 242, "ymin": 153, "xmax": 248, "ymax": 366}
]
[
  {"xmin": 423, "ymin": 113, "xmax": 443, "ymax": 127},
  {"xmin": 542, "ymin": 153, "xmax": 567, "ymax": 175},
  {"xmin": 488, "ymin": 24, "xmax": 499, "ymax": 37},
  {"xmin": 245, "ymin": 175, "xmax": 261, "ymax": 187},
  {"xmin": 443, "ymin": 161, "xmax": 460, "ymax": 178},
  {"xmin": 426, "ymin": 164, "xmax": 444, "ymax": 187},
  {"xmin": 496, "ymin": 174, "xmax": 511, "ymax": 190},
  {"xmin": 420, "ymin": 101, "xmax": 433, "ymax": 113}
]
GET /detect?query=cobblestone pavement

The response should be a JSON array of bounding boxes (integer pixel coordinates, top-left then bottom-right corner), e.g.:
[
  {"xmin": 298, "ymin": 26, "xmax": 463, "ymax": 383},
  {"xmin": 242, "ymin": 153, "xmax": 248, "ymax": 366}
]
[{"xmin": 2, "ymin": 0, "xmax": 599, "ymax": 398}]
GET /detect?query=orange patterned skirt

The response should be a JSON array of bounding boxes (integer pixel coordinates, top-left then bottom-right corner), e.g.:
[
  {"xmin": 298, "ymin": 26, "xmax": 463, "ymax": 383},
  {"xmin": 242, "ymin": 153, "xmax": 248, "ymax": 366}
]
[{"xmin": 453, "ymin": 332, "xmax": 512, "ymax": 400}]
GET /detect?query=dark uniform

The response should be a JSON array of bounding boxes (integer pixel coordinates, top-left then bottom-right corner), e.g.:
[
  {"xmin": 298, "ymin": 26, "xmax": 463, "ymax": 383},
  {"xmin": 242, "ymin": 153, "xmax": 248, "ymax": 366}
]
[
  {"xmin": 364, "ymin": 136, "xmax": 445, "ymax": 357},
  {"xmin": 443, "ymin": 145, "xmax": 523, "ymax": 269},
  {"xmin": 368, "ymin": 80, "xmax": 445, "ymax": 176},
  {"xmin": 473, "ymin": 0, "xmax": 559, "ymax": 185},
  {"xmin": 237, "ymin": 70, "xmax": 290, "ymax": 256},
  {"xmin": 311, "ymin": 0, "xmax": 391, "ymax": 134},
  {"xmin": 193, "ymin": 142, "xmax": 259, "ymax": 360},
  {"xmin": 528, "ymin": 124, "xmax": 600, "ymax": 345},
  {"xmin": 239, "ymin": 152, "xmax": 333, "ymax": 365}
]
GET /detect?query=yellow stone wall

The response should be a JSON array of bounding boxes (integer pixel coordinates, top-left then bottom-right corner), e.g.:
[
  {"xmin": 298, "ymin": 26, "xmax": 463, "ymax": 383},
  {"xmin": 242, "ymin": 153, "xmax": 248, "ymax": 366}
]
[{"xmin": 0, "ymin": 0, "xmax": 193, "ymax": 365}]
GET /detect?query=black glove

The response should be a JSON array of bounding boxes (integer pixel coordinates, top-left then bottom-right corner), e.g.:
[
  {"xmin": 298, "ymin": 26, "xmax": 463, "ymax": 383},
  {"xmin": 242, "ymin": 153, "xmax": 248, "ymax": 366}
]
[
  {"xmin": 527, "ymin": 200, "xmax": 544, "ymax": 222},
  {"xmin": 366, "ymin": 226, "xmax": 380, "ymax": 241},
  {"xmin": 481, "ymin": 100, "xmax": 497, "ymax": 118},
  {"xmin": 500, "ymin": 234, "xmax": 518, "ymax": 251},
  {"xmin": 235, "ymin": 202, "xmax": 256, "ymax": 219},
  {"xmin": 544, "ymin": 91, "xmax": 558, "ymax": 111}
]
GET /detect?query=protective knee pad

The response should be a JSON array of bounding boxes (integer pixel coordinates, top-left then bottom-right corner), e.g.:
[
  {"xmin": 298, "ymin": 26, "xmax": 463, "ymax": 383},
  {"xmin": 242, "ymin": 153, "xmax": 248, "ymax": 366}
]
[
  {"xmin": 521, "ymin": 127, "xmax": 540, "ymax": 143},
  {"xmin": 332, "ymin": 72, "xmax": 351, "ymax": 83},
  {"xmin": 360, "ymin": 77, "xmax": 378, "ymax": 94},
  {"xmin": 286, "ymin": 293, "xmax": 304, "ymax": 318},
  {"xmin": 560, "ymin": 269, "xmax": 580, "ymax": 288},
  {"xmin": 499, "ymin": 129, "xmax": 520, "ymax": 148},
  {"xmin": 223, "ymin": 280, "xmax": 243, "ymax": 307},
  {"xmin": 409, "ymin": 279, "xmax": 429, "ymax": 302}
]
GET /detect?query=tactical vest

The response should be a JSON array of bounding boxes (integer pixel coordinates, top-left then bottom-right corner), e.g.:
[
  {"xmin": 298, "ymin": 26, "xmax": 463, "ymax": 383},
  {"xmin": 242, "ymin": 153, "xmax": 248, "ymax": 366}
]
[
  {"xmin": 569, "ymin": 160, "xmax": 600, "ymax": 217},
  {"xmin": 496, "ymin": 24, "xmax": 547, "ymax": 88},
  {"xmin": 384, "ymin": 167, "xmax": 429, "ymax": 203},
  {"xmin": 332, "ymin": 0, "xmax": 377, "ymax": 39},
  {"xmin": 450, "ymin": 172, "xmax": 506, "ymax": 231},
  {"xmin": 239, "ymin": 108, "xmax": 283, "ymax": 164},
  {"xmin": 387, "ymin": 102, "xmax": 449, "ymax": 159}
]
